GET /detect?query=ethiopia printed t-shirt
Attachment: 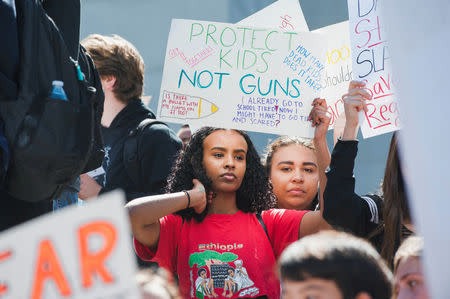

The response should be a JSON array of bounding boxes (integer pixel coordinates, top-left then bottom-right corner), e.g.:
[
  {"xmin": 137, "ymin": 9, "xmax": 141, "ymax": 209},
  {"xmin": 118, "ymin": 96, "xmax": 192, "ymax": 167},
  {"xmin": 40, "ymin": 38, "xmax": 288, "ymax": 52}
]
[{"xmin": 134, "ymin": 209, "xmax": 308, "ymax": 299}]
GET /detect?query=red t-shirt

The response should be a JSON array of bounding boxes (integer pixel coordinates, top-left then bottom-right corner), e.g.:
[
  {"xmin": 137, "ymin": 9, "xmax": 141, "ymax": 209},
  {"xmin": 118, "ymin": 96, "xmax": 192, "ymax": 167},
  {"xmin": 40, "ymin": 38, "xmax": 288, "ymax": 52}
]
[{"xmin": 134, "ymin": 209, "xmax": 308, "ymax": 299}]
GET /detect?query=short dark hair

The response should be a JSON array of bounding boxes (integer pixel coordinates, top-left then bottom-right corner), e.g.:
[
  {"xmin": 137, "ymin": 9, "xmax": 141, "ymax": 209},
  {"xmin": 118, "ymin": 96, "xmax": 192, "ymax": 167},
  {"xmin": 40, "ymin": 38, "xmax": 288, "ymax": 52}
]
[
  {"xmin": 279, "ymin": 231, "xmax": 393, "ymax": 299},
  {"xmin": 198, "ymin": 268, "xmax": 207, "ymax": 276}
]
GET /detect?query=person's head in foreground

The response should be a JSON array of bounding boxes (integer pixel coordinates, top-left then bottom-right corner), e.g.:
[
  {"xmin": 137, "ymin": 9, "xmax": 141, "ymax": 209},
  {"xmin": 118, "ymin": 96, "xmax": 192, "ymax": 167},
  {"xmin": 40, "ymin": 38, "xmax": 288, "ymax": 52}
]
[
  {"xmin": 393, "ymin": 236, "xmax": 429, "ymax": 299},
  {"xmin": 279, "ymin": 231, "xmax": 393, "ymax": 299},
  {"xmin": 136, "ymin": 268, "xmax": 181, "ymax": 299}
]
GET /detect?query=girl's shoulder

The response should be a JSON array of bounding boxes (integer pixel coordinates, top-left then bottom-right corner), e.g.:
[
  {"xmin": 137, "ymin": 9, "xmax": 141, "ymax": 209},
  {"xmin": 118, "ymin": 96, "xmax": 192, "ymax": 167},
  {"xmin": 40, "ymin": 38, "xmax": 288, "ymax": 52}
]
[
  {"xmin": 360, "ymin": 194, "xmax": 384, "ymax": 225},
  {"xmin": 260, "ymin": 208, "xmax": 309, "ymax": 225}
]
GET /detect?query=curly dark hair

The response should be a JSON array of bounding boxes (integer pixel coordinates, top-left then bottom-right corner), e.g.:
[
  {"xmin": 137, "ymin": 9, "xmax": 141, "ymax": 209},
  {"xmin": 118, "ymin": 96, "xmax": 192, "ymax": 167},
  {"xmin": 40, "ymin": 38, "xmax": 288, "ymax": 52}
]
[{"xmin": 166, "ymin": 127, "xmax": 277, "ymax": 222}]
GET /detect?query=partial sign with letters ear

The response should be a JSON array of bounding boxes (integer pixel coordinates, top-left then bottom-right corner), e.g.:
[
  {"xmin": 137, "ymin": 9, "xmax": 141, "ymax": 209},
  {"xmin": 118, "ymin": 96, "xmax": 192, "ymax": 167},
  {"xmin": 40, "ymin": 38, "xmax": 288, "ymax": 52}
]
[
  {"xmin": 348, "ymin": 0, "xmax": 400, "ymax": 138},
  {"xmin": 0, "ymin": 191, "xmax": 139, "ymax": 299}
]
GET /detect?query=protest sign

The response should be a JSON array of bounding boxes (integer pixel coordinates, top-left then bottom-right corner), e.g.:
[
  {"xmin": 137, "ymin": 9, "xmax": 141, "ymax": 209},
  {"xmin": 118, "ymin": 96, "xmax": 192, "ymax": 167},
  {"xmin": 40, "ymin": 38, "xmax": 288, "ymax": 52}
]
[
  {"xmin": 238, "ymin": 0, "xmax": 353, "ymax": 132},
  {"xmin": 348, "ymin": 0, "xmax": 399, "ymax": 138},
  {"xmin": 238, "ymin": 0, "xmax": 309, "ymax": 32},
  {"xmin": 0, "ymin": 191, "xmax": 139, "ymax": 299},
  {"xmin": 313, "ymin": 21, "xmax": 352, "ymax": 129},
  {"xmin": 157, "ymin": 19, "xmax": 325, "ymax": 137}
]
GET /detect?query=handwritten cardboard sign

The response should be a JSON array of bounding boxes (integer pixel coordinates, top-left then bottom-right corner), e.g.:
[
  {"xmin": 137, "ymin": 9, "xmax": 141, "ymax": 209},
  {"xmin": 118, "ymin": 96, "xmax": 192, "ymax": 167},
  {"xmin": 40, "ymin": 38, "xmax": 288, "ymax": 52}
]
[
  {"xmin": 238, "ymin": 0, "xmax": 309, "ymax": 32},
  {"xmin": 348, "ymin": 0, "xmax": 399, "ymax": 138},
  {"xmin": 312, "ymin": 21, "xmax": 353, "ymax": 129},
  {"xmin": 238, "ymin": 0, "xmax": 353, "ymax": 132},
  {"xmin": 157, "ymin": 19, "xmax": 325, "ymax": 137},
  {"xmin": 0, "ymin": 191, "xmax": 139, "ymax": 299}
]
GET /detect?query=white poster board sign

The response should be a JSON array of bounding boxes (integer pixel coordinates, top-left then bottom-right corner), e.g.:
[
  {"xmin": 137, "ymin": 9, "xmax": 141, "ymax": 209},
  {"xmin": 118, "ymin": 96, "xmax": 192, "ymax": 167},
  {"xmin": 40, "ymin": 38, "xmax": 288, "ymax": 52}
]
[
  {"xmin": 313, "ymin": 21, "xmax": 352, "ymax": 129},
  {"xmin": 383, "ymin": 0, "xmax": 450, "ymax": 297},
  {"xmin": 238, "ymin": 0, "xmax": 309, "ymax": 32},
  {"xmin": 238, "ymin": 0, "xmax": 353, "ymax": 132},
  {"xmin": 157, "ymin": 19, "xmax": 325, "ymax": 137},
  {"xmin": 348, "ymin": 0, "xmax": 400, "ymax": 138},
  {"xmin": 0, "ymin": 192, "xmax": 139, "ymax": 299}
]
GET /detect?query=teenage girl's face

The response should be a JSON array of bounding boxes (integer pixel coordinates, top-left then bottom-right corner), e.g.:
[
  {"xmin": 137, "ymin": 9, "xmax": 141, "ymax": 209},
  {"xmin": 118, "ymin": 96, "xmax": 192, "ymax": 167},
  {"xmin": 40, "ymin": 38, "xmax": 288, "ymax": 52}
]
[
  {"xmin": 202, "ymin": 130, "xmax": 247, "ymax": 193},
  {"xmin": 269, "ymin": 144, "xmax": 319, "ymax": 210},
  {"xmin": 394, "ymin": 257, "xmax": 429, "ymax": 299}
]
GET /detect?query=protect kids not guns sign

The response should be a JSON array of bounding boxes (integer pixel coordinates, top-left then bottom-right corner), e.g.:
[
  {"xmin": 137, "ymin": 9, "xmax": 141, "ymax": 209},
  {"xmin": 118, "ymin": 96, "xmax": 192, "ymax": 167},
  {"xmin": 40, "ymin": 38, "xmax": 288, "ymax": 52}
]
[
  {"xmin": 348, "ymin": 0, "xmax": 400, "ymax": 138},
  {"xmin": 0, "ymin": 192, "xmax": 139, "ymax": 299},
  {"xmin": 158, "ymin": 19, "xmax": 325, "ymax": 138}
]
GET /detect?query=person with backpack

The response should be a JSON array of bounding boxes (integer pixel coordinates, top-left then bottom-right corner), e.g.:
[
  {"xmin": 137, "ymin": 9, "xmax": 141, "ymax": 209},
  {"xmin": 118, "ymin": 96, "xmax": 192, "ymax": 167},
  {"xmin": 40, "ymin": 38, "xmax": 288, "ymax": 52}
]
[
  {"xmin": 79, "ymin": 34, "xmax": 182, "ymax": 202},
  {"xmin": 126, "ymin": 126, "xmax": 333, "ymax": 298},
  {"xmin": 0, "ymin": 0, "xmax": 18, "ymax": 184},
  {"xmin": 0, "ymin": 0, "xmax": 104, "ymax": 229}
]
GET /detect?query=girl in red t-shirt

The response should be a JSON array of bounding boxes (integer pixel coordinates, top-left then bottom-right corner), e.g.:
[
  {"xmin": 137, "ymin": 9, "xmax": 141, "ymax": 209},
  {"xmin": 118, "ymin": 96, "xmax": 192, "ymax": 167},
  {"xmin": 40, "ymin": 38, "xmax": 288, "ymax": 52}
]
[{"xmin": 126, "ymin": 125, "xmax": 331, "ymax": 299}]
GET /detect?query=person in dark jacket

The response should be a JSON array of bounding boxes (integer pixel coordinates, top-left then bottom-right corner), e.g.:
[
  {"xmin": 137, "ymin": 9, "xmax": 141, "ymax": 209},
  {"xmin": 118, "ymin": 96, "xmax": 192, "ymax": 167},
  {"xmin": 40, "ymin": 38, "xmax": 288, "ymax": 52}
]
[
  {"xmin": 79, "ymin": 34, "xmax": 182, "ymax": 202},
  {"xmin": 1, "ymin": 0, "xmax": 84, "ymax": 230},
  {"xmin": 323, "ymin": 80, "xmax": 414, "ymax": 267}
]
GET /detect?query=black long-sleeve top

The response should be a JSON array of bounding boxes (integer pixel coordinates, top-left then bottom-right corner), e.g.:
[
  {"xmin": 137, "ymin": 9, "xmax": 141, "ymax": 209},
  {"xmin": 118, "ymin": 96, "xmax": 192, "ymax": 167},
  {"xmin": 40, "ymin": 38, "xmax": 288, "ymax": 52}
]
[
  {"xmin": 323, "ymin": 139, "xmax": 412, "ymax": 254},
  {"xmin": 323, "ymin": 140, "xmax": 383, "ymax": 237}
]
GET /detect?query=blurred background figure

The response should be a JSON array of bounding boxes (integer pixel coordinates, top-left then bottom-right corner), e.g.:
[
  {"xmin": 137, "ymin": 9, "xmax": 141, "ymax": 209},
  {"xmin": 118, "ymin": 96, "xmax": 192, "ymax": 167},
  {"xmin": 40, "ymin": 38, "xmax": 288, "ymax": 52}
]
[
  {"xmin": 393, "ymin": 236, "xmax": 430, "ymax": 299},
  {"xmin": 176, "ymin": 124, "xmax": 191, "ymax": 150}
]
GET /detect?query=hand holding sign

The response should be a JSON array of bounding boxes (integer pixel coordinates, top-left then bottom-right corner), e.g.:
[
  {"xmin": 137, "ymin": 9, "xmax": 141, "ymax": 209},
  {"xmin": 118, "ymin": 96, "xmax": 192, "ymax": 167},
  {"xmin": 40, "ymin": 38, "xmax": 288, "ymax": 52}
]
[
  {"xmin": 308, "ymin": 98, "xmax": 331, "ymax": 141},
  {"xmin": 342, "ymin": 80, "xmax": 371, "ymax": 140}
]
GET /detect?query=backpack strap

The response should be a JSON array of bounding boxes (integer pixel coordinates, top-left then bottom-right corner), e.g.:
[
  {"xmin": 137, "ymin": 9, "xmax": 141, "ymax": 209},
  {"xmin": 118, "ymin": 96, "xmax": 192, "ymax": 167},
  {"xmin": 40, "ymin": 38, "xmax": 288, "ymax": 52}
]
[
  {"xmin": 123, "ymin": 118, "xmax": 168, "ymax": 187},
  {"xmin": 255, "ymin": 213, "xmax": 270, "ymax": 243}
]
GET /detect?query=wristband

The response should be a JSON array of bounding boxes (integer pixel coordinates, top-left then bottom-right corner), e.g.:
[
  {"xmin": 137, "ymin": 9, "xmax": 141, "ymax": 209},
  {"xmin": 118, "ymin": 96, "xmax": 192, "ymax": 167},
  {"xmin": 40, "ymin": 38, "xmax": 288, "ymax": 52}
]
[{"xmin": 184, "ymin": 190, "xmax": 191, "ymax": 209}]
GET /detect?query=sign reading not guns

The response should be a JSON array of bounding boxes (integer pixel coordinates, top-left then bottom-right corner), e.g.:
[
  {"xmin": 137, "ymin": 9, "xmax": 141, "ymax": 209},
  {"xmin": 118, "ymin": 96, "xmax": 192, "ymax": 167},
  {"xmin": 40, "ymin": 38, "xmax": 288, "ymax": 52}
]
[{"xmin": 158, "ymin": 19, "xmax": 326, "ymax": 137}]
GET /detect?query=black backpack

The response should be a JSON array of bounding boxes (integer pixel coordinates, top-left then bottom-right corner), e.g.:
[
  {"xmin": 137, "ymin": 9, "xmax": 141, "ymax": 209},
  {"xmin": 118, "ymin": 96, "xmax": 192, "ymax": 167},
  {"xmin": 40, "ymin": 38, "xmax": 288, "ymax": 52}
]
[
  {"xmin": 123, "ymin": 118, "xmax": 167, "ymax": 187},
  {"xmin": 0, "ymin": 0, "xmax": 104, "ymax": 202}
]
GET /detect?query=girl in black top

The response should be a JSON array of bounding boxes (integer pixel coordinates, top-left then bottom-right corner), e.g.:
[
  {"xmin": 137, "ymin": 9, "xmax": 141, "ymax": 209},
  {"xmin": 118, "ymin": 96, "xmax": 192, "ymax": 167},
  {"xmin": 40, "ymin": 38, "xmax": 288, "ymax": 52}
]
[{"xmin": 323, "ymin": 80, "xmax": 413, "ymax": 266}]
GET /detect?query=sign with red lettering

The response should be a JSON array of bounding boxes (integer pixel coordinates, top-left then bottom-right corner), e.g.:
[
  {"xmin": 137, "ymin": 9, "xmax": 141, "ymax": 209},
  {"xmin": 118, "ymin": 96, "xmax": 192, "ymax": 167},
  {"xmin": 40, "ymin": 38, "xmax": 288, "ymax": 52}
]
[
  {"xmin": 348, "ymin": 0, "xmax": 400, "ymax": 138},
  {"xmin": 313, "ymin": 21, "xmax": 353, "ymax": 130},
  {"xmin": 238, "ymin": 0, "xmax": 309, "ymax": 32},
  {"xmin": 0, "ymin": 191, "xmax": 139, "ymax": 299},
  {"xmin": 239, "ymin": 2, "xmax": 351, "ymax": 132}
]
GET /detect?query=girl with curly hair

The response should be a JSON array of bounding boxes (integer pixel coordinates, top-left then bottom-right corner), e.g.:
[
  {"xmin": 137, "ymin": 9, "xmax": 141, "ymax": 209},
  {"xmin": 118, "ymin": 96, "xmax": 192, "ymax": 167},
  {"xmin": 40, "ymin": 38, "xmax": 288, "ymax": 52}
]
[{"xmin": 126, "ymin": 127, "xmax": 331, "ymax": 299}]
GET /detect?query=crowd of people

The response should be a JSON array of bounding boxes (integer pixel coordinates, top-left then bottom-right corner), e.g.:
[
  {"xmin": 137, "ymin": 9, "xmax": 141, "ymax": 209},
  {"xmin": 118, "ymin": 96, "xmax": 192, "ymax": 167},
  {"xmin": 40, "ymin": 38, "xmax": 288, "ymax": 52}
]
[{"xmin": 0, "ymin": 1, "xmax": 431, "ymax": 299}]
